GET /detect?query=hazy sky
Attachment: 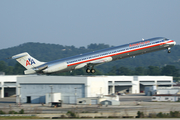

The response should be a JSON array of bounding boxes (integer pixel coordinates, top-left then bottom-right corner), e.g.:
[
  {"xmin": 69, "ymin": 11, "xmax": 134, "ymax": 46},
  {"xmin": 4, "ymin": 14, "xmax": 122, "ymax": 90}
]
[{"xmin": 0, "ymin": 0, "xmax": 180, "ymax": 49}]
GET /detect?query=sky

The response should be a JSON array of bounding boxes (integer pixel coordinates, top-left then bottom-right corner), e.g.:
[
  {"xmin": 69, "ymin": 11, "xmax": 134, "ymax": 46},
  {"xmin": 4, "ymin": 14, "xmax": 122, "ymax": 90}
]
[{"xmin": 0, "ymin": 0, "xmax": 180, "ymax": 49}]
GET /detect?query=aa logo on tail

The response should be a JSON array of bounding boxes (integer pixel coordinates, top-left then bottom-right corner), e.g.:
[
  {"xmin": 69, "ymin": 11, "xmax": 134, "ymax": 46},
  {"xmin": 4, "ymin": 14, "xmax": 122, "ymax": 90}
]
[{"xmin": 26, "ymin": 58, "xmax": 36, "ymax": 66}]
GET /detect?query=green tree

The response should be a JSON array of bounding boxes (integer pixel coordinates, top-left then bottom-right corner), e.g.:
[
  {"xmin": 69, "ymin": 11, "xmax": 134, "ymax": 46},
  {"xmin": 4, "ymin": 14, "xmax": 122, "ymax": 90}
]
[
  {"xmin": 147, "ymin": 66, "xmax": 161, "ymax": 75},
  {"xmin": 137, "ymin": 111, "xmax": 144, "ymax": 118},
  {"xmin": 87, "ymin": 43, "xmax": 109, "ymax": 50},
  {"xmin": 5, "ymin": 66, "xmax": 14, "ymax": 75},
  {"xmin": 0, "ymin": 61, "xmax": 8, "ymax": 72},
  {"xmin": 161, "ymin": 65, "xmax": 179, "ymax": 77},
  {"xmin": 106, "ymin": 66, "xmax": 117, "ymax": 75},
  {"xmin": 12, "ymin": 63, "xmax": 25, "ymax": 75},
  {"xmin": 134, "ymin": 67, "xmax": 146, "ymax": 75},
  {"xmin": 116, "ymin": 66, "xmax": 132, "ymax": 75}
]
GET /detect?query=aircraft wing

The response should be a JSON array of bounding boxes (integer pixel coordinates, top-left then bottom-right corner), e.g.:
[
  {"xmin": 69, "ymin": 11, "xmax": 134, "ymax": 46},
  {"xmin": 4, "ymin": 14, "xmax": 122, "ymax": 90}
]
[
  {"xmin": 88, "ymin": 60, "xmax": 106, "ymax": 66},
  {"xmin": 87, "ymin": 56, "xmax": 113, "ymax": 66},
  {"xmin": 75, "ymin": 56, "xmax": 113, "ymax": 70}
]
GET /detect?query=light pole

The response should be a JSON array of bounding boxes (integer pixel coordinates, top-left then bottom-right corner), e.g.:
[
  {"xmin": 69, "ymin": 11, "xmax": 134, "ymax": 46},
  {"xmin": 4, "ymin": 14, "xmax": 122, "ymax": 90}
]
[
  {"xmin": 74, "ymin": 88, "xmax": 77, "ymax": 105},
  {"xmin": 17, "ymin": 85, "xmax": 21, "ymax": 106},
  {"xmin": 49, "ymin": 85, "xmax": 53, "ymax": 106}
]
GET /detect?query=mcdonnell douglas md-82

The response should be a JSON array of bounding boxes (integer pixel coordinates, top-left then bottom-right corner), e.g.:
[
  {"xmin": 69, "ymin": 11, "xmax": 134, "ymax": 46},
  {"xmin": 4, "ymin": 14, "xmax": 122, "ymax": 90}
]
[{"xmin": 11, "ymin": 37, "xmax": 176, "ymax": 74}]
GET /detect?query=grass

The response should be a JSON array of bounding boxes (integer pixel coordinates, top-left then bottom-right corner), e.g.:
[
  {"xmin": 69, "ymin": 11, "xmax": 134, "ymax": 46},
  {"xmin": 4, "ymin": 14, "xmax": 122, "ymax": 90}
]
[{"xmin": 0, "ymin": 116, "xmax": 45, "ymax": 119}]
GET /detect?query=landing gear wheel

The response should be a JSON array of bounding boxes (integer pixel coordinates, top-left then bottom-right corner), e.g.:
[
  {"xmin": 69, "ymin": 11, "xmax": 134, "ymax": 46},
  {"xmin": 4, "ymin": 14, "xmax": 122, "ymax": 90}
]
[
  {"xmin": 86, "ymin": 69, "xmax": 91, "ymax": 73},
  {"xmin": 91, "ymin": 69, "xmax": 96, "ymax": 73},
  {"xmin": 167, "ymin": 47, "xmax": 171, "ymax": 53}
]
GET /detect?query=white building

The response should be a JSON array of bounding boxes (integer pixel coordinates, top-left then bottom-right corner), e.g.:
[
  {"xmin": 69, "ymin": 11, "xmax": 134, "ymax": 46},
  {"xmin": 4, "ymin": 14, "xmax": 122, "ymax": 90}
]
[
  {"xmin": 145, "ymin": 86, "xmax": 180, "ymax": 96},
  {"xmin": 0, "ymin": 75, "xmax": 173, "ymax": 104},
  {"xmin": 16, "ymin": 75, "xmax": 108, "ymax": 104},
  {"xmin": 156, "ymin": 87, "xmax": 180, "ymax": 94},
  {"xmin": 108, "ymin": 76, "xmax": 173, "ymax": 94},
  {"xmin": 152, "ymin": 94, "xmax": 180, "ymax": 102},
  {"xmin": 0, "ymin": 75, "xmax": 21, "ymax": 98}
]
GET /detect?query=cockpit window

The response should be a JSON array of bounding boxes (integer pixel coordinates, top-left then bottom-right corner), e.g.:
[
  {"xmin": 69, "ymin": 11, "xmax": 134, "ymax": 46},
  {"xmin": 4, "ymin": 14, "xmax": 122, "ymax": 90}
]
[{"xmin": 164, "ymin": 38, "xmax": 169, "ymax": 41}]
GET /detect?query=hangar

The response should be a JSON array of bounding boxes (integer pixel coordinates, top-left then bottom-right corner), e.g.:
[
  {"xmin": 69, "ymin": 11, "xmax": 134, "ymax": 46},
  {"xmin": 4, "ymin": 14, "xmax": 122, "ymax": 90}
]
[
  {"xmin": 16, "ymin": 75, "xmax": 173, "ymax": 104},
  {"xmin": 0, "ymin": 75, "xmax": 20, "ymax": 98},
  {"xmin": 0, "ymin": 75, "xmax": 173, "ymax": 104}
]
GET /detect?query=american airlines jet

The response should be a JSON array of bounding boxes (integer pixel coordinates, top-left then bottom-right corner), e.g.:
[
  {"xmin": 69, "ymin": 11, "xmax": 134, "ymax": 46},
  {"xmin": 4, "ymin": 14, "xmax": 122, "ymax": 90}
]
[{"xmin": 11, "ymin": 37, "xmax": 176, "ymax": 74}]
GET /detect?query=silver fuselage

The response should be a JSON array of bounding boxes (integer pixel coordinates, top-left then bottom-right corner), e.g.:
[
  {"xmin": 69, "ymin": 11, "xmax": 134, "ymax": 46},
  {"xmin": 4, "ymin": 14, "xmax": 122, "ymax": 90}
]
[{"xmin": 36, "ymin": 37, "xmax": 176, "ymax": 73}]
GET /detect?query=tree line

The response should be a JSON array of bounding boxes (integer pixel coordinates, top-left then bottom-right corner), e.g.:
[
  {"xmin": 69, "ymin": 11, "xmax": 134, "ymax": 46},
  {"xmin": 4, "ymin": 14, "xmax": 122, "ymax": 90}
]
[
  {"xmin": 0, "ymin": 60, "xmax": 179, "ymax": 77},
  {"xmin": 107, "ymin": 65, "xmax": 179, "ymax": 77}
]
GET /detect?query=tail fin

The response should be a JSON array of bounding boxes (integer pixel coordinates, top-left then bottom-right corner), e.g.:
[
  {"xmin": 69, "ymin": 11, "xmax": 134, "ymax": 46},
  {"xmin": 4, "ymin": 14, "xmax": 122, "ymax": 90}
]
[{"xmin": 12, "ymin": 52, "xmax": 45, "ymax": 69}]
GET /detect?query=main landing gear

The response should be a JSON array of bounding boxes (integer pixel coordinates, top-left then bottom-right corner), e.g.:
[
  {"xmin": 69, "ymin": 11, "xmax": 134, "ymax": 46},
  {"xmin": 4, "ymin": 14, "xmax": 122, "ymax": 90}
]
[
  {"xmin": 86, "ymin": 66, "xmax": 96, "ymax": 73},
  {"xmin": 168, "ymin": 47, "xmax": 171, "ymax": 53},
  {"xmin": 86, "ymin": 69, "xmax": 96, "ymax": 73}
]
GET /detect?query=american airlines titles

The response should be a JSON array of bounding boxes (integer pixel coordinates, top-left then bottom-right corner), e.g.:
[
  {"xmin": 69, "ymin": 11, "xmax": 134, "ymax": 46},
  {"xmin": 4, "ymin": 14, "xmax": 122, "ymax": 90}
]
[{"xmin": 129, "ymin": 41, "xmax": 150, "ymax": 47}]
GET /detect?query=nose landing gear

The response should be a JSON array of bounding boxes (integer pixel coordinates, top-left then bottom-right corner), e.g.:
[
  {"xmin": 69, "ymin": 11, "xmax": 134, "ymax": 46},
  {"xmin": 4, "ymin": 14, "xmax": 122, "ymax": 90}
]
[{"xmin": 167, "ymin": 47, "xmax": 171, "ymax": 53}]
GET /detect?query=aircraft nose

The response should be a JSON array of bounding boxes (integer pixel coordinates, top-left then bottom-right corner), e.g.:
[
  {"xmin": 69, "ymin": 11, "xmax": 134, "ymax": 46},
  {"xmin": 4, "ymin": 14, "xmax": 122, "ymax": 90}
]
[
  {"xmin": 174, "ymin": 41, "xmax": 176, "ymax": 45},
  {"xmin": 172, "ymin": 40, "xmax": 176, "ymax": 45}
]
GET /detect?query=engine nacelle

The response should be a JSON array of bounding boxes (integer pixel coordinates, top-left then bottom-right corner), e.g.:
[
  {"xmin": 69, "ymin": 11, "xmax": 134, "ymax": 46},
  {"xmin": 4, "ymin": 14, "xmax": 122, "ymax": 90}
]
[
  {"xmin": 24, "ymin": 69, "xmax": 36, "ymax": 74},
  {"xmin": 43, "ymin": 62, "xmax": 67, "ymax": 73}
]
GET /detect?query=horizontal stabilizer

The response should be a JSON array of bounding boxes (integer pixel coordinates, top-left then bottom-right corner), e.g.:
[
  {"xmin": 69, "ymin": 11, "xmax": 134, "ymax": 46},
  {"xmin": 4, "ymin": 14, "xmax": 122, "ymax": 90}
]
[{"xmin": 12, "ymin": 53, "xmax": 28, "ymax": 59}]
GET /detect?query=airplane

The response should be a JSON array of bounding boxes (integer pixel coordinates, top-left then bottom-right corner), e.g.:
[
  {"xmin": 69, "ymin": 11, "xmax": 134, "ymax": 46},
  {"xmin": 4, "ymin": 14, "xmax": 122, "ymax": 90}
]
[{"xmin": 11, "ymin": 37, "xmax": 176, "ymax": 75}]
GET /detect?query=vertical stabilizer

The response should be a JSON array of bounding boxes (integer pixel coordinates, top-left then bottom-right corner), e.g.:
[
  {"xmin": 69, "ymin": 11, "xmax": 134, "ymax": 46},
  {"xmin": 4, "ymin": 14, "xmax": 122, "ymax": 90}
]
[{"xmin": 12, "ymin": 52, "xmax": 45, "ymax": 69}]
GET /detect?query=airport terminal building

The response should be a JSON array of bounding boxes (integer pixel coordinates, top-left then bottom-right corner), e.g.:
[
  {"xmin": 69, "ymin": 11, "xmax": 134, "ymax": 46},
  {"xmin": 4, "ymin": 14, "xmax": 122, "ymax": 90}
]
[{"xmin": 0, "ymin": 75, "xmax": 173, "ymax": 104}]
